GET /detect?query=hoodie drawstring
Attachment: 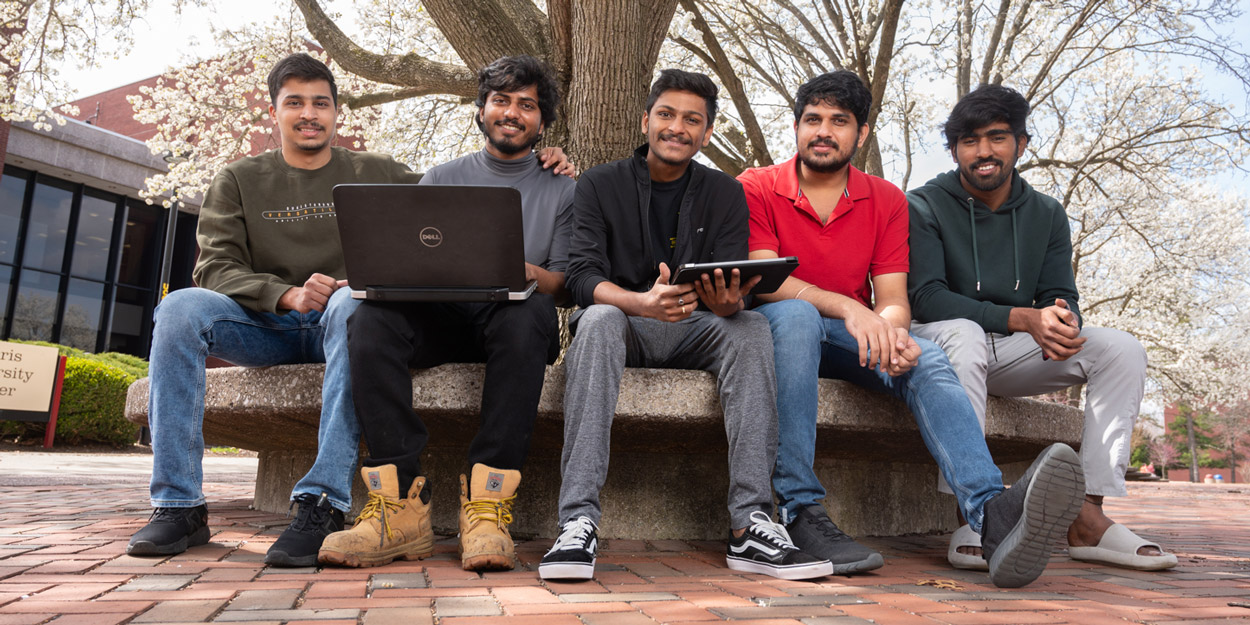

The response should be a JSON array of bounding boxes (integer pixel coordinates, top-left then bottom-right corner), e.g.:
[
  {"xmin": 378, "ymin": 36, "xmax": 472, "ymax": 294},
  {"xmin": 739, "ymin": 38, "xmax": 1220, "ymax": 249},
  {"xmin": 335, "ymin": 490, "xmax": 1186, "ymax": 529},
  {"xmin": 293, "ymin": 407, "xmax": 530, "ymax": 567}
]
[
  {"xmin": 1010, "ymin": 210, "xmax": 1020, "ymax": 291},
  {"xmin": 968, "ymin": 197, "xmax": 1021, "ymax": 292},
  {"xmin": 968, "ymin": 198, "xmax": 981, "ymax": 291}
]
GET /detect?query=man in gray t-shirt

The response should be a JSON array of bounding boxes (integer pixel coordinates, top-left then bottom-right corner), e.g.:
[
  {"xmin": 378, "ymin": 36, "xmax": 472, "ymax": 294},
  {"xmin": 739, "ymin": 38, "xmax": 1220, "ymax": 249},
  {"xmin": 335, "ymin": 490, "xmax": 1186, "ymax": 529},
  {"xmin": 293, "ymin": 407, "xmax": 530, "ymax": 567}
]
[
  {"xmin": 319, "ymin": 55, "xmax": 575, "ymax": 572},
  {"xmin": 418, "ymin": 148, "xmax": 573, "ymax": 272}
]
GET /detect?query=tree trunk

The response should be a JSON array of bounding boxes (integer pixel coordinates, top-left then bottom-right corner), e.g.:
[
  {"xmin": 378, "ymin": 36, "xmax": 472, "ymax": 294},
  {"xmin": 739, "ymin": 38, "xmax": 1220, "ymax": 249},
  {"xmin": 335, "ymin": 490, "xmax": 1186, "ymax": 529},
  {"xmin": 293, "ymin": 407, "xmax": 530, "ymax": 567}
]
[
  {"xmin": 1186, "ymin": 413, "xmax": 1199, "ymax": 483},
  {"xmin": 567, "ymin": 0, "xmax": 679, "ymax": 168}
]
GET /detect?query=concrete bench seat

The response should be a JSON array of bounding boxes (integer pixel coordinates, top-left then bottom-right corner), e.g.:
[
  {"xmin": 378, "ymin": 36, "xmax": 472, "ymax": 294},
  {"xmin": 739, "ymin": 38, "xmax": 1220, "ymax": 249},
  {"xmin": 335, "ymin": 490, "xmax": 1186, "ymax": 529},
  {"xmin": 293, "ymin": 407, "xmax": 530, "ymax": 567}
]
[{"xmin": 124, "ymin": 363, "xmax": 1082, "ymax": 539}]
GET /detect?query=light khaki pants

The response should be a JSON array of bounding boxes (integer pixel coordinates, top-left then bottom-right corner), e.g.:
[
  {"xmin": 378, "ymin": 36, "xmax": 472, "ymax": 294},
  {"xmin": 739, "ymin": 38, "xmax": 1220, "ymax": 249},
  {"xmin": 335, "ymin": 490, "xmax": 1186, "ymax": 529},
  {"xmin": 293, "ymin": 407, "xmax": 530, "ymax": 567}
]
[{"xmin": 912, "ymin": 319, "xmax": 1146, "ymax": 497}]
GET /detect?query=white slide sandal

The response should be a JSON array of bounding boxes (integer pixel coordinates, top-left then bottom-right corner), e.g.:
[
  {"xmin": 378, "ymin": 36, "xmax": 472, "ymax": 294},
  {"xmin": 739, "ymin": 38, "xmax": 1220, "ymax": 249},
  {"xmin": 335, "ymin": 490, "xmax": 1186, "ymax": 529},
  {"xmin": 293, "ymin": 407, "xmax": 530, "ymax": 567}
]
[
  {"xmin": 947, "ymin": 524, "xmax": 989, "ymax": 571},
  {"xmin": 1068, "ymin": 523, "xmax": 1178, "ymax": 570}
]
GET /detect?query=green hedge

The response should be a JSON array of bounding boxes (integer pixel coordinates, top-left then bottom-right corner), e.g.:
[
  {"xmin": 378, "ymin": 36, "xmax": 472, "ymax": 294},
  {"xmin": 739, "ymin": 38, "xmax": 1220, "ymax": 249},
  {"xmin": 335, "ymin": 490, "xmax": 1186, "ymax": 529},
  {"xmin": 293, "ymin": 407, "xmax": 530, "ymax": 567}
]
[{"xmin": 1, "ymin": 341, "xmax": 146, "ymax": 446}]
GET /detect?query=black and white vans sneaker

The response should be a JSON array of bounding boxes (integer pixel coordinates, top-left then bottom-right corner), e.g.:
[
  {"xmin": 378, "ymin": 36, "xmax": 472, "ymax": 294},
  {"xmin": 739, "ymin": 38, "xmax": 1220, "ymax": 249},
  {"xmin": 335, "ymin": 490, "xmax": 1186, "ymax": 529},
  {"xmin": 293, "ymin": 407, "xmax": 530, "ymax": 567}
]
[
  {"xmin": 727, "ymin": 511, "xmax": 834, "ymax": 580},
  {"xmin": 539, "ymin": 516, "xmax": 598, "ymax": 580}
]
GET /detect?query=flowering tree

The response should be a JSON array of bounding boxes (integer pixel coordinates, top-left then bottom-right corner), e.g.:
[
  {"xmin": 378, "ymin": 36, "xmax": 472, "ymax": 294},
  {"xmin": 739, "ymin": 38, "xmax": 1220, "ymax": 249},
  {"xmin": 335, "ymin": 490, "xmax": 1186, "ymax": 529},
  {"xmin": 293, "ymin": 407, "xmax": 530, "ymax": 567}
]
[
  {"xmin": 1210, "ymin": 401, "xmax": 1250, "ymax": 482},
  {"xmin": 1146, "ymin": 435, "xmax": 1180, "ymax": 473},
  {"xmin": 0, "ymin": 0, "xmax": 206, "ymax": 128},
  {"xmin": 4, "ymin": 0, "xmax": 1250, "ymax": 409},
  {"xmin": 669, "ymin": 0, "xmax": 1250, "ymax": 406}
]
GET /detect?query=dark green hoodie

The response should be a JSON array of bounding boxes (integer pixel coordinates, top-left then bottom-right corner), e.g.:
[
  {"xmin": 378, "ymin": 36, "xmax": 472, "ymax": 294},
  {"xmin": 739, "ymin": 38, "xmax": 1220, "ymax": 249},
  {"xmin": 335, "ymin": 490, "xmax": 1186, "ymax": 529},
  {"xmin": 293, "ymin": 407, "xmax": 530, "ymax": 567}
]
[{"xmin": 906, "ymin": 169, "xmax": 1079, "ymax": 334}]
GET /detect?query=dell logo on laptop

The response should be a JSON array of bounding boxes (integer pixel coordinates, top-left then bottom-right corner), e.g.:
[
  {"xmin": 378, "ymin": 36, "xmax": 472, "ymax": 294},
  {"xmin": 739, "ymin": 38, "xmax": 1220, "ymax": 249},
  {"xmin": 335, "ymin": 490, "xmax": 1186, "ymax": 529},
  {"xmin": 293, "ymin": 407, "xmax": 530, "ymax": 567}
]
[{"xmin": 419, "ymin": 227, "xmax": 443, "ymax": 247}]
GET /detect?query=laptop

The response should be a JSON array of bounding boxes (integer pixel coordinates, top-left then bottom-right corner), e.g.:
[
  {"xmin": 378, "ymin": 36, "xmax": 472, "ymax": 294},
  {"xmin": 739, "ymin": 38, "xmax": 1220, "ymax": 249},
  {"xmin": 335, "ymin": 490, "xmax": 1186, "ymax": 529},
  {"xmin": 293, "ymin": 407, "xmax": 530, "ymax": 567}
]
[{"xmin": 333, "ymin": 184, "xmax": 537, "ymax": 302}]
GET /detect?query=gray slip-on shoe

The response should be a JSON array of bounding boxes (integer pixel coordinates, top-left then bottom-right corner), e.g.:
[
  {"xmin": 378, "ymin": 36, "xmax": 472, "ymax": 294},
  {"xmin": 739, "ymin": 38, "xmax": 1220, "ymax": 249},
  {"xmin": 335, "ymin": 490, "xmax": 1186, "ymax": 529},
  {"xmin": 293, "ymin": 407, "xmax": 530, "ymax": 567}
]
[{"xmin": 981, "ymin": 443, "xmax": 1085, "ymax": 588}]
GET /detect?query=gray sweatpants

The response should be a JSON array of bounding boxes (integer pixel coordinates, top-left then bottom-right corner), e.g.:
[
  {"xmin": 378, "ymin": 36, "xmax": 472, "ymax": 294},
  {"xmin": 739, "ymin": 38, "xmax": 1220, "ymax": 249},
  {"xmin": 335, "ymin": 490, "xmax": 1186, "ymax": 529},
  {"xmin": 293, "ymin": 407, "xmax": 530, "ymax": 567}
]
[
  {"xmin": 557, "ymin": 305, "xmax": 778, "ymax": 529},
  {"xmin": 912, "ymin": 319, "xmax": 1146, "ymax": 497}
]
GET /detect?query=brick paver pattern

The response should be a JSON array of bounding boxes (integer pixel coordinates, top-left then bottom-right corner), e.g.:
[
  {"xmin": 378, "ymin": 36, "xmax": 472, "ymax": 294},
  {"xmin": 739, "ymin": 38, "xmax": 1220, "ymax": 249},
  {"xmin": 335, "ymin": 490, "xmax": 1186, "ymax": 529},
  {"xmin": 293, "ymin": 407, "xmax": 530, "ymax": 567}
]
[{"xmin": 0, "ymin": 474, "xmax": 1246, "ymax": 624}]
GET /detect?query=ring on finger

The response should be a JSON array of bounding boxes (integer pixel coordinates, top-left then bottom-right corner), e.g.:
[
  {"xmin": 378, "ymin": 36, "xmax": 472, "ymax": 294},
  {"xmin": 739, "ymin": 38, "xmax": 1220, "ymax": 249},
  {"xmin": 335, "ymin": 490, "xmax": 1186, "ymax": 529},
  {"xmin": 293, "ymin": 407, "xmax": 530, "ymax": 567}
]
[
  {"xmin": 682, "ymin": 305, "xmax": 687, "ymax": 314},
  {"xmin": 678, "ymin": 297, "xmax": 684, "ymax": 305}
]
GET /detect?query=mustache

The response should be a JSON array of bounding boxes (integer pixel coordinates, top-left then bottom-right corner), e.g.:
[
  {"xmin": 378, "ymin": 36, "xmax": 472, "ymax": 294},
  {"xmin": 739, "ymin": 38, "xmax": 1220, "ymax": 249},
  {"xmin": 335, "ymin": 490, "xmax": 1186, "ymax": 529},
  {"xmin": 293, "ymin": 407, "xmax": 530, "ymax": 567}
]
[
  {"xmin": 971, "ymin": 157, "xmax": 1004, "ymax": 170},
  {"xmin": 295, "ymin": 122, "xmax": 324, "ymax": 131},
  {"xmin": 659, "ymin": 131, "xmax": 691, "ymax": 145},
  {"xmin": 495, "ymin": 117, "xmax": 526, "ymax": 131},
  {"xmin": 807, "ymin": 138, "xmax": 839, "ymax": 151}
]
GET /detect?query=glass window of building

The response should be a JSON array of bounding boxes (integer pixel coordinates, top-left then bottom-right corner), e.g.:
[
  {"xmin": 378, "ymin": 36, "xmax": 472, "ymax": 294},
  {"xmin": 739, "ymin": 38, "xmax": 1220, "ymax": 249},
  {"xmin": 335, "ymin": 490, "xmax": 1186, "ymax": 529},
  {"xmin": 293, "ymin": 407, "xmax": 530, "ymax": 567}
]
[
  {"xmin": 62, "ymin": 278, "xmax": 106, "ymax": 351},
  {"xmin": 0, "ymin": 265, "xmax": 10, "ymax": 332},
  {"xmin": 108, "ymin": 285, "xmax": 149, "ymax": 354},
  {"xmin": 0, "ymin": 169, "xmax": 29, "ymax": 264},
  {"xmin": 22, "ymin": 177, "xmax": 75, "ymax": 273},
  {"xmin": 10, "ymin": 269, "xmax": 62, "ymax": 342},
  {"xmin": 71, "ymin": 192, "xmax": 120, "ymax": 281},
  {"xmin": 116, "ymin": 200, "xmax": 162, "ymax": 288},
  {"xmin": 1, "ymin": 165, "xmax": 196, "ymax": 357}
]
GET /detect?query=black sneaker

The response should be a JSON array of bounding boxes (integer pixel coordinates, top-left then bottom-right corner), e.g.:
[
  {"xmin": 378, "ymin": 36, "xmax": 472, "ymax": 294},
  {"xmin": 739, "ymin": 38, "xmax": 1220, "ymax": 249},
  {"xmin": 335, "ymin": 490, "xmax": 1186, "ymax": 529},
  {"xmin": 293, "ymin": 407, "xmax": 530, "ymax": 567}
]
[
  {"xmin": 981, "ymin": 442, "xmax": 1085, "ymax": 588},
  {"xmin": 785, "ymin": 505, "xmax": 884, "ymax": 574},
  {"xmin": 127, "ymin": 504, "xmax": 210, "ymax": 556},
  {"xmin": 265, "ymin": 493, "xmax": 345, "ymax": 567},
  {"xmin": 727, "ymin": 511, "xmax": 834, "ymax": 580},
  {"xmin": 539, "ymin": 516, "xmax": 598, "ymax": 580}
]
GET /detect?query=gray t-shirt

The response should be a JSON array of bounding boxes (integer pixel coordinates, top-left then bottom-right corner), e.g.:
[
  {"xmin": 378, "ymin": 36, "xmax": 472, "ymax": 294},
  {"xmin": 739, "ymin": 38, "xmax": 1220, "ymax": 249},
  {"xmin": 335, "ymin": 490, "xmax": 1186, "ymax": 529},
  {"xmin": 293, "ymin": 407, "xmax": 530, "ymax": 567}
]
[{"xmin": 420, "ymin": 149, "xmax": 576, "ymax": 272}]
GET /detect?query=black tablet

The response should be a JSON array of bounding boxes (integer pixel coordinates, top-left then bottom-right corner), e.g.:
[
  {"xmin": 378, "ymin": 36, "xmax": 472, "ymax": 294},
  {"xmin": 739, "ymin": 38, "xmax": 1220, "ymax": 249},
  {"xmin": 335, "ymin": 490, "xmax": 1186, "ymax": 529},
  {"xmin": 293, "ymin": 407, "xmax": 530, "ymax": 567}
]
[{"xmin": 671, "ymin": 257, "xmax": 798, "ymax": 295}]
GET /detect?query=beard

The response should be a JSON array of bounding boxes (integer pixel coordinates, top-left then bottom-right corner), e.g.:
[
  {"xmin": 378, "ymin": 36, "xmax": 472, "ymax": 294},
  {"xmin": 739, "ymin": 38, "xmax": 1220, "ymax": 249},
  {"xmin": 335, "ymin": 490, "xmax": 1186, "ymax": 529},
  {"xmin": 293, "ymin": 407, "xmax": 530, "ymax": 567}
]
[
  {"xmin": 798, "ymin": 138, "xmax": 856, "ymax": 174},
  {"xmin": 485, "ymin": 118, "xmax": 541, "ymax": 156},
  {"xmin": 959, "ymin": 157, "xmax": 1013, "ymax": 192}
]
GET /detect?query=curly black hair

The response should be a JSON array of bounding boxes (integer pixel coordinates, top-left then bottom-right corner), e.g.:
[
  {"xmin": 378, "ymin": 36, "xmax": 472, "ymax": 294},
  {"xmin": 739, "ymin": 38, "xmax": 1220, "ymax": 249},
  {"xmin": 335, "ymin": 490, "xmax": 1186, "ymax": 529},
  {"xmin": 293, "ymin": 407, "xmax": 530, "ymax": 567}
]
[
  {"xmin": 943, "ymin": 84, "xmax": 1031, "ymax": 149},
  {"xmin": 475, "ymin": 55, "xmax": 560, "ymax": 130}
]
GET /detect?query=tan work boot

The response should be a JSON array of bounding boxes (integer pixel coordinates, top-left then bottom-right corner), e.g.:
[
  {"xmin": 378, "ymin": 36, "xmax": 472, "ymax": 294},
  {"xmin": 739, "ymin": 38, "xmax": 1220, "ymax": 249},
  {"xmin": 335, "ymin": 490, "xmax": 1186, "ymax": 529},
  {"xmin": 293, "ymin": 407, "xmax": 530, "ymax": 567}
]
[
  {"xmin": 458, "ymin": 463, "xmax": 520, "ymax": 570},
  {"xmin": 318, "ymin": 465, "xmax": 434, "ymax": 567}
]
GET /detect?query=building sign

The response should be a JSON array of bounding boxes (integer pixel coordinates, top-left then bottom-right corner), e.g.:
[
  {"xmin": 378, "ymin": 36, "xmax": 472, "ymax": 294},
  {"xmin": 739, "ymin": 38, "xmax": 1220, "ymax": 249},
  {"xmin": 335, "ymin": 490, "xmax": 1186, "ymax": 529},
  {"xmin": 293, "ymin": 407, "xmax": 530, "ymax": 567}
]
[{"xmin": 0, "ymin": 341, "xmax": 60, "ymax": 413}]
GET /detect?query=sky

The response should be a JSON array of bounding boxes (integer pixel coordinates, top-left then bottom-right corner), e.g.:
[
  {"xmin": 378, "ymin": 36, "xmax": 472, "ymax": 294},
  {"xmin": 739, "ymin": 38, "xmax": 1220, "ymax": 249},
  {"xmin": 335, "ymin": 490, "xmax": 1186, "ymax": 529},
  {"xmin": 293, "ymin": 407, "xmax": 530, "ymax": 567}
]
[
  {"xmin": 64, "ymin": 2, "xmax": 288, "ymax": 97},
  {"xmin": 57, "ymin": 0, "xmax": 1250, "ymax": 192}
]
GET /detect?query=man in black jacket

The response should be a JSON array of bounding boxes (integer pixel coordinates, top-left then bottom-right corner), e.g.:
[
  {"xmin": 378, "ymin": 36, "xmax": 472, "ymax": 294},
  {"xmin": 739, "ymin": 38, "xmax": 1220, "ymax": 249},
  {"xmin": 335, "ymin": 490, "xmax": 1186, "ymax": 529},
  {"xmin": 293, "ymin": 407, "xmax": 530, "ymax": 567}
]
[{"xmin": 538, "ymin": 70, "xmax": 831, "ymax": 583}]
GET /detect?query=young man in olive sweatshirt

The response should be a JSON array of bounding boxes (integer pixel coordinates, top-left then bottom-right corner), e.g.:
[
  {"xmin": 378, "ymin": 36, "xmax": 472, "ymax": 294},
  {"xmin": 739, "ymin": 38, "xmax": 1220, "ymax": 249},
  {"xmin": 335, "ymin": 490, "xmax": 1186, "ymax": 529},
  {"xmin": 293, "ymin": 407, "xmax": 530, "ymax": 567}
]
[{"xmin": 908, "ymin": 83, "xmax": 1176, "ymax": 572}]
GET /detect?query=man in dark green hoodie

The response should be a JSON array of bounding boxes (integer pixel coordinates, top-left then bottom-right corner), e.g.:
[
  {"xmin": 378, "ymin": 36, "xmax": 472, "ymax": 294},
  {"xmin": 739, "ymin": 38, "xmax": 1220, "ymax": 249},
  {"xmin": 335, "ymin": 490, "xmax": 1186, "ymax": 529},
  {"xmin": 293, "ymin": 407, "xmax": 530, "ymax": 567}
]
[{"xmin": 908, "ymin": 84, "xmax": 1176, "ymax": 572}]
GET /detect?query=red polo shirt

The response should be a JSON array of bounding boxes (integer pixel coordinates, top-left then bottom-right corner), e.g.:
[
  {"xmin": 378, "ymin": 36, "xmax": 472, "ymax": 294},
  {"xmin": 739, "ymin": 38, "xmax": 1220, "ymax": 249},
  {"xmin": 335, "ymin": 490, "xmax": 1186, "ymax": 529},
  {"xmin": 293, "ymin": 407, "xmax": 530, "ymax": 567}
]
[{"xmin": 739, "ymin": 156, "xmax": 909, "ymax": 308}]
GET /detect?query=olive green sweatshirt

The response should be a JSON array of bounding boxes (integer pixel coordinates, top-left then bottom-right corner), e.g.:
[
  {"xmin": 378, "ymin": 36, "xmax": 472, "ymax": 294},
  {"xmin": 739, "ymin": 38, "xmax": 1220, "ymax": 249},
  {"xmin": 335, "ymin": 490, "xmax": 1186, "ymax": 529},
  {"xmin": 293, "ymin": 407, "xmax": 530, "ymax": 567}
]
[
  {"xmin": 193, "ymin": 147, "xmax": 420, "ymax": 313},
  {"xmin": 906, "ymin": 170, "xmax": 1080, "ymax": 334}
]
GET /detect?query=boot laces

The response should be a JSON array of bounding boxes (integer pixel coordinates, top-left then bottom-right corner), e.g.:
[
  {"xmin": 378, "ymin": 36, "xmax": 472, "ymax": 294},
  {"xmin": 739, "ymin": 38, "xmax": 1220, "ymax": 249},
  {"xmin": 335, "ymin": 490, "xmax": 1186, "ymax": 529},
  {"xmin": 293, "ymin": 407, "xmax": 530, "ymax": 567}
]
[
  {"xmin": 356, "ymin": 491, "xmax": 405, "ymax": 547},
  {"xmin": 551, "ymin": 517, "xmax": 597, "ymax": 551},
  {"xmin": 463, "ymin": 495, "xmax": 516, "ymax": 530},
  {"xmin": 747, "ymin": 510, "xmax": 797, "ymax": 549}
]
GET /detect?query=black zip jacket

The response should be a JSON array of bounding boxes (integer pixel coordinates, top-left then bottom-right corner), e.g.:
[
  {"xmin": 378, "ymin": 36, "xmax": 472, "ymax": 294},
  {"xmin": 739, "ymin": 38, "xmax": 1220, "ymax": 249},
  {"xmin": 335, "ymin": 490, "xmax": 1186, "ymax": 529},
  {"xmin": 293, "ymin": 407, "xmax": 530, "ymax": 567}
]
[{"xmin": 566, "ymin": 144, "xmax": 750, "ymax": 311}]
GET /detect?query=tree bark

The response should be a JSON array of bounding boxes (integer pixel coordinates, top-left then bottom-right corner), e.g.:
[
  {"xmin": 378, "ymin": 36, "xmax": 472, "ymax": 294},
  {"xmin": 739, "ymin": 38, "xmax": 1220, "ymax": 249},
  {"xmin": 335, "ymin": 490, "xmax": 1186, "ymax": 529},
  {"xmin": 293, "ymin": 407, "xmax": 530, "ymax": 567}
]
[
  {"xmin": 423, "ymin": 0, "xmax": 547, "ymax": 69},
  {"xmin": 1186, "ymin": 410, "xmax": 1199, "ymax": 483},
  {"xmin": 568, "ymin": 0, "xmax": 679, "ymax": 168}
]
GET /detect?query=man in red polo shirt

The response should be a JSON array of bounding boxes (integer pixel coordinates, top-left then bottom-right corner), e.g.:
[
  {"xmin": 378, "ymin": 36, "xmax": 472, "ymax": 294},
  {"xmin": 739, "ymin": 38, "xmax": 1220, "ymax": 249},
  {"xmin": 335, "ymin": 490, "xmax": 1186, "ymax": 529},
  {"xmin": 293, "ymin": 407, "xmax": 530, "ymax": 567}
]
[{"xmin": 738, "ymin": 70, "xmax": 1085, "ymax": 588}]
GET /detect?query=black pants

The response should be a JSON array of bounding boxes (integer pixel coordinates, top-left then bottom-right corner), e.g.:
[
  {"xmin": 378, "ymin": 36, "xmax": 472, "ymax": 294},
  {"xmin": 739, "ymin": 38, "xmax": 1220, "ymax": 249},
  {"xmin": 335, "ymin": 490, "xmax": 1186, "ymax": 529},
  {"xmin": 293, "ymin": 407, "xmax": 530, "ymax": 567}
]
[{"xmin": 347, "ymin": 294, "xmax": 559, "ymax": 493}]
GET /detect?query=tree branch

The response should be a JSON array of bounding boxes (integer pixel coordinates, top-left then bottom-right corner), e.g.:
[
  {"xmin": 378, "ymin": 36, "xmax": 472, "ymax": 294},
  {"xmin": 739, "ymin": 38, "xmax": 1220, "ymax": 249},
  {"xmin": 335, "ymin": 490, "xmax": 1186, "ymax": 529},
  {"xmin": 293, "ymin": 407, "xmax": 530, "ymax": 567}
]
[
  {"xmin": 683, "ymin": 0, "xmax": 773, "ymax": 166},
  {"xmin": 292, "ymin": 0, "xmax": 475, "ymax": 97},
  {"xmin": 422, "ymin": 0, "xmax": 546, "ymax": 69}
]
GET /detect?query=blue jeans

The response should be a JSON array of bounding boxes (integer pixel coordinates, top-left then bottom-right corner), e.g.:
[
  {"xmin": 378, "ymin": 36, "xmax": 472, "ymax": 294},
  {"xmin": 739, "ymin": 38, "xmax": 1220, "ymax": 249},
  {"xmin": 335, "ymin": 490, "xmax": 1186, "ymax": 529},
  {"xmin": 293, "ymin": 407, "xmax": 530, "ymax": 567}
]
[
  {"xmin": 756, "ymin": 299, "xmax": 1003, "ymax": 533},
  {"xmin": 147, "ymin": 287, "xmax": 361, "ymax": 512}
]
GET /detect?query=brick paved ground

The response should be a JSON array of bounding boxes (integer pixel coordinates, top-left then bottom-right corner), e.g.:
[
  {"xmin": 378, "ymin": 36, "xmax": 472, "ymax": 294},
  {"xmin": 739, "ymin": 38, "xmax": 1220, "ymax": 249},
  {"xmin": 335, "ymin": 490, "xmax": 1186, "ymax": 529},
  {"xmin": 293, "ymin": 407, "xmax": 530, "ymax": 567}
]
[{"xmin": 0, "ymin": 469, "xmax": 1246, "ymax": 624}]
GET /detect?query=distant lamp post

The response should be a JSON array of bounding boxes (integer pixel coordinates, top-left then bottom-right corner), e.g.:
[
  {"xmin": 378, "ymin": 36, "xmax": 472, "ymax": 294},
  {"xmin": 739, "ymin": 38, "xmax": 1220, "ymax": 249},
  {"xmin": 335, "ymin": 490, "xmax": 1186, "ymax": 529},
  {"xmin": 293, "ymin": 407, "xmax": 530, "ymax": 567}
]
[{"xmin": 157, "ymin": 150, "xmax": 189, "ymax": 301}]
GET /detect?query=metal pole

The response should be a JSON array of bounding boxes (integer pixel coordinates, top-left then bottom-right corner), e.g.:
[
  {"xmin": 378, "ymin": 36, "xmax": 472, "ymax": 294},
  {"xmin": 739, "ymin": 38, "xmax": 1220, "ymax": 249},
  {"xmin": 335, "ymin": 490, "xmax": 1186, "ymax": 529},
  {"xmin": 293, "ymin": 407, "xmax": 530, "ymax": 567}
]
[{"xmin": 157, "ymin": 199, "xmax": 179, "ymax": 301}]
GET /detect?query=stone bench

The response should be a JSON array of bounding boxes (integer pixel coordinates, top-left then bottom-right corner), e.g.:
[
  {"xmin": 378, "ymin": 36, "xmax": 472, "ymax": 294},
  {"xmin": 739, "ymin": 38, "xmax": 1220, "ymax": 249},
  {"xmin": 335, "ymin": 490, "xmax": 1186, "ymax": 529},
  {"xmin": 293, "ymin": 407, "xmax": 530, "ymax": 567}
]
[{"xmin": 124, "ymin": 363, "xmax": 1082, "ymax": 540}]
